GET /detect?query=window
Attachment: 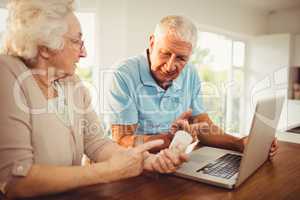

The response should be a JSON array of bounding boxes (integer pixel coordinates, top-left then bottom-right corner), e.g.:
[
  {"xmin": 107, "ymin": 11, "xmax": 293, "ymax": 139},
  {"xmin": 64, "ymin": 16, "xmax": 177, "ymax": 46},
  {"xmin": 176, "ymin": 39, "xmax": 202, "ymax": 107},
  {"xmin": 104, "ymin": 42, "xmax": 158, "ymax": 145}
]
[
  {"xmin": 190, "ymin": 32, "xmax": 245, "ymax": 134},
  {"xmin": 74, "ymin": 12, "xmax": 99, "ymax": 114},
  {"xmin": 75, "ymin": 12, "xmax": 96, "ymax": 84}
]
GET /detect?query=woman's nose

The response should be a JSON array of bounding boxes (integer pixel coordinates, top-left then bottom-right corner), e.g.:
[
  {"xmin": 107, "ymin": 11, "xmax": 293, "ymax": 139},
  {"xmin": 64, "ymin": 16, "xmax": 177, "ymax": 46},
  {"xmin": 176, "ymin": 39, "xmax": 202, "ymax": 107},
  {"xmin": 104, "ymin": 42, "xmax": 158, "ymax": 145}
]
[{"xmin": 79, "ymin": 45, "xmax": 87, "ymax": 58}]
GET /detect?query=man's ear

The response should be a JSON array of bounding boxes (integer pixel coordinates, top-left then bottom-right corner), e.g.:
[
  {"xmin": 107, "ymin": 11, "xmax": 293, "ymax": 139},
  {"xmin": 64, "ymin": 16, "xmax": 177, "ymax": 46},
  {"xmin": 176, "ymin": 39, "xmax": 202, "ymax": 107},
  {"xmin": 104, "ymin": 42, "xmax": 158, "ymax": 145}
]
[
  {"xmin": 149, "ymin": 34, "xmax": 155, "ymax": 53},
  {"xmin": 38, "ymin": 46, "xmax": 52, "ymax": 59}
]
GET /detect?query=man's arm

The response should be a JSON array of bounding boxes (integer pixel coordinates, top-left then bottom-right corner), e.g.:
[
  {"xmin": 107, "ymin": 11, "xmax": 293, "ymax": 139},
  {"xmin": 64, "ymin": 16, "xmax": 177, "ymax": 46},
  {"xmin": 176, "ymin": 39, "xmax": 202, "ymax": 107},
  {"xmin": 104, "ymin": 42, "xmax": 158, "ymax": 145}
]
[
  {"xmin": 190, "ymin": 113, "xmax": 244, "ymax": 152},
  {"xmin": 111, "ymin": 124, "xmax": 173, "ymax": 153},
  {"xmin": 172, "ymin": 111, "xmax": 279, "ymax": 158}
]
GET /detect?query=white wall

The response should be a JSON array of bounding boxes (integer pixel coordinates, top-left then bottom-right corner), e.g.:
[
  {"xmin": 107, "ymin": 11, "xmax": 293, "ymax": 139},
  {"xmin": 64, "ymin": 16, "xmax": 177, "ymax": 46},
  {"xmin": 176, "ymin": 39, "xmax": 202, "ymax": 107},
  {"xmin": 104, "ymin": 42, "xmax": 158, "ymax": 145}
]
[
  {"xmin": 0, "ymin": 0, "xmax": 269, "ymax": 67},
  {"xmin": 245, "ymin": 33, "xmax": 300, "ymax": 133},
  {"xmin": 0, "ymin": 0, "xmax": 6, "ymax": 8},
  {"xmin": 268, "ymin": 8, "xmax": 300, "ymax": 34},
  {"xmin": 95, "ymin": 0, "xmax": 268, "ymax": 67},
  {"xmin": 265, "ymin": 8, "xmax": 300, "ymax": 130},
  {"xmin": 125, "ymin": 0, "xmax": 268, "ymax": 56},
  {"xmin": 95, "ymin": 0, "xmax": 128, "ymax": 67},
  {"xmin": 244, "ymin": 34, "xmax": 291, "ymax": 132}
]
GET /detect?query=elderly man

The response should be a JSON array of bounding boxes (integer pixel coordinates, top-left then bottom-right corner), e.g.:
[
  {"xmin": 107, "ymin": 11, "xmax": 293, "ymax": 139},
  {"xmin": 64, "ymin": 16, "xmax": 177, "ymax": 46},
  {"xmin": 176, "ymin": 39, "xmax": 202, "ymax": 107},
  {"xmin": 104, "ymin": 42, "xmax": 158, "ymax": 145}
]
[{"xmin": 107, "ymin": 15, "xmax": 279, "ymax": 156}]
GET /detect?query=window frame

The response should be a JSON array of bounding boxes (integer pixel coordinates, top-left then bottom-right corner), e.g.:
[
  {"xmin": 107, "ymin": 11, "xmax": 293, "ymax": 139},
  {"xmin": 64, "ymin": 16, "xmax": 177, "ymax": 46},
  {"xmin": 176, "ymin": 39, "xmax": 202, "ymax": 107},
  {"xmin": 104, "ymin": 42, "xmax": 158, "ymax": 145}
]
[{"xmin": 195, "ymin": 29, "xmax": 247, "ymax": 134}]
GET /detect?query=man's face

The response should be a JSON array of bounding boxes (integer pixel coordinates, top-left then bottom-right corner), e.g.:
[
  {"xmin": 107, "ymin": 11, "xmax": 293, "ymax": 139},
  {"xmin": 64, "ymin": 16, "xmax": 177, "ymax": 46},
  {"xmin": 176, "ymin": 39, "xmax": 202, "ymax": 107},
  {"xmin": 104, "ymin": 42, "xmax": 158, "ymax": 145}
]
[{"xmin": 148, "ymin": 33, "xmax": 192, "ymax": 88}]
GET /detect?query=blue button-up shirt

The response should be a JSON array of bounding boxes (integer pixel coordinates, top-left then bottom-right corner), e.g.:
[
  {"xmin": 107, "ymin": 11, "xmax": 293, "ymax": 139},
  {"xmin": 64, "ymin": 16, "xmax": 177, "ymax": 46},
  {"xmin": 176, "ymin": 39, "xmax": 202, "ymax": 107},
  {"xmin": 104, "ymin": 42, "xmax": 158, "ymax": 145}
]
[{"xmin": 107, "ymin": 51, "xmax": 205, "ymax": 134}]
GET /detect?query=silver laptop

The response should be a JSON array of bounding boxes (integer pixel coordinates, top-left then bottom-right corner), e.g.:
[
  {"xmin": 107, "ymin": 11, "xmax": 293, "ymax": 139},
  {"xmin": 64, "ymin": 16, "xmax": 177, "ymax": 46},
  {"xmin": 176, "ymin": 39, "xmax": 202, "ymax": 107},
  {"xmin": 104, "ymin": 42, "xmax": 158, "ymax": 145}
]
[{"xmin": 175, "ymin": 96, "xmax": 284, "ymax": 189}]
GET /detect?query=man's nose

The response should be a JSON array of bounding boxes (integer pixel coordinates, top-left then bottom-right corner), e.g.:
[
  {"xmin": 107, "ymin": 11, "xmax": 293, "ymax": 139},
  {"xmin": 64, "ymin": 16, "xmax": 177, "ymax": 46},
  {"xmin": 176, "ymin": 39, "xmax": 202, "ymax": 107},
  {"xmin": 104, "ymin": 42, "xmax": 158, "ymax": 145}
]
[
  {"xmin": 79, "ymin": 45, "xmax": 87, "ymax": 58},
  {"xmin": 166, "ymin": 54, "xmax": 176, "ymax": 72}
]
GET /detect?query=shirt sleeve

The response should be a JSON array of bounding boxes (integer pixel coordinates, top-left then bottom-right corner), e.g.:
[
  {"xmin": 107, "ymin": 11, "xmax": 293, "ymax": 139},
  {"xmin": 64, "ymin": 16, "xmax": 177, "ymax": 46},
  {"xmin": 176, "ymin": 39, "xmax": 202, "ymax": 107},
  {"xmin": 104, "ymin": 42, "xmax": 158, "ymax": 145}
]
[
  {"xmin": 79, "ymin": 81, "xmax": 116, "ymax": 162},
  {"xmin": 106, "ymin": 70, "xmax": 138, "ymax": 125},
  {"xmin": 0, "ymin": 62, "xmax": 34, "ymax": 194},
  {"xmin": 190, "ymin": 66, "xmax": 206, "ymax": 116}
]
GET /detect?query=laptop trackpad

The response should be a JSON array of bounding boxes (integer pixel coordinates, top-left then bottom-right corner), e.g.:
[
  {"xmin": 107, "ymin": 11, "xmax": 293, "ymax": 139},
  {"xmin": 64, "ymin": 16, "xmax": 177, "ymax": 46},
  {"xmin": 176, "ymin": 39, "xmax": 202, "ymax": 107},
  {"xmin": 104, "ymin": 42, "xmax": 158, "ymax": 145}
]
[{"xmin": 189, "ymin": 153, "xmax": 214, "ymax": 163}]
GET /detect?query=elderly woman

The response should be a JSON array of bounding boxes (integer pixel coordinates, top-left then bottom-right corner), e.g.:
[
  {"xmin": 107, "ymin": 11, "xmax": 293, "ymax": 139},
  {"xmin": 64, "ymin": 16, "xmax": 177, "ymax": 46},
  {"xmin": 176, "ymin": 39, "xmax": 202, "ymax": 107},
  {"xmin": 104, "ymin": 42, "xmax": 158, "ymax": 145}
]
[{"xmin": 0, "ymin": 0, "xmax": 188, "ymax": 199}]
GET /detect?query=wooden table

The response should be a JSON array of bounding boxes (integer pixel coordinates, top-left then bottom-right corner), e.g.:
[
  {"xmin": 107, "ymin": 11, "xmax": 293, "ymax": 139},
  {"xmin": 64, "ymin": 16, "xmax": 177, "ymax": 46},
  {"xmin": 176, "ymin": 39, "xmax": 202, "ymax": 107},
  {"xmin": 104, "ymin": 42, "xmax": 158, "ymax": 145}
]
[{"xmin": 17, "ymin": 142, "xmax": 300, "ymax": 200}]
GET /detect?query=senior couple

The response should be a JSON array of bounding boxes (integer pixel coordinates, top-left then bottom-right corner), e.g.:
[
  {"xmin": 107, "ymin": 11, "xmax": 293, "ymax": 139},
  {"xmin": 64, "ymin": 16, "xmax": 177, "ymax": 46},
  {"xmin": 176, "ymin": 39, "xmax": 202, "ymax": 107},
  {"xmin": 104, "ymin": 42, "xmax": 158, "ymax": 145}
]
[{"xmin": 0, "ymin": 0, "xmax": 278, "ymax": 199}]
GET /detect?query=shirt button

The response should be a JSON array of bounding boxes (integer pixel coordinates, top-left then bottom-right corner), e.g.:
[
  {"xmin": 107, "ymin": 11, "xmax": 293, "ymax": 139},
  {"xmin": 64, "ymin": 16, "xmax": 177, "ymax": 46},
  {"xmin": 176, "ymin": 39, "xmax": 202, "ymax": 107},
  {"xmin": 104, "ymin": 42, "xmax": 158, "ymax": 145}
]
[{"xmin": 16, "ymin": 165, "xmax": 24, "ymax": 173}]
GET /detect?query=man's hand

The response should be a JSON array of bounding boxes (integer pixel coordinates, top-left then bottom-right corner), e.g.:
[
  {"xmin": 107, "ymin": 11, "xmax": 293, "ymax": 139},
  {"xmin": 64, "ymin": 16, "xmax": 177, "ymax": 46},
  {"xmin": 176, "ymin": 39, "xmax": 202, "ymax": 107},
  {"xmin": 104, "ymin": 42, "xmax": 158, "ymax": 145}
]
[
  {"xmin": 143, "ymin": 148, "xmax": 189, "ymax": 173},
  {"xmin": 170, "ymin": 109, "xmax": 210, "ymax": 139},
  {"xmin": 269, "ymin": 138, "xmax": 279, "ymax": 159},
  {"xmin": 238, "ymin": 137, "xmax": 279, "ymax": 159},
  {"xmin": 170, "ymin": 109, "xmax": 192, "ymax": 134}
]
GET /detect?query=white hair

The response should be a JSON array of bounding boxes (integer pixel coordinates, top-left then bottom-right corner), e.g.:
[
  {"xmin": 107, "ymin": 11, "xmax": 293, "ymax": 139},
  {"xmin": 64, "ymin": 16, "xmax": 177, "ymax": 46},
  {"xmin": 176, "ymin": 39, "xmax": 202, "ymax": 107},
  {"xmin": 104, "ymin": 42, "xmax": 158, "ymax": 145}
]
[
  {"xmin": 1, "ymin": 0, "xmax": 75, "ymax": 60},
  {"xmin": 154, "ymin": 15, "xmax": 198, "ymax": 49}
]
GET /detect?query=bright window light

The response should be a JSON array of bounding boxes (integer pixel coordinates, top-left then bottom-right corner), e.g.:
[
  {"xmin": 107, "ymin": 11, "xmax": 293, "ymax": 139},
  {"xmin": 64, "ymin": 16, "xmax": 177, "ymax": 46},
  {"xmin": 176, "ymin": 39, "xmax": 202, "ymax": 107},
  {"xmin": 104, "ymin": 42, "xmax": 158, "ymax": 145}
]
[
  {"xmin": 75, "ymin": 12, "xmax": 96, "ymax": 69},
  {"xmin": 191, "ymin": 31, "xmax": 246, "ymax": 134}
]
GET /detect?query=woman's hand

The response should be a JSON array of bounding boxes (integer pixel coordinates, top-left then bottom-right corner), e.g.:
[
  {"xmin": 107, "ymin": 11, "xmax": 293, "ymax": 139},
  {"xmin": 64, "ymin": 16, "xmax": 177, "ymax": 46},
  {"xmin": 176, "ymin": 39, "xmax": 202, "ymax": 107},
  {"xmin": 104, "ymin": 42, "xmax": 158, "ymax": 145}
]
[
  {"xmin": 143, "ymin": 148, "xmax": 189, "ymax": 173},
  {"xmin": 106, "ymin": 140, "xmax": 164, "ymax": 181}
]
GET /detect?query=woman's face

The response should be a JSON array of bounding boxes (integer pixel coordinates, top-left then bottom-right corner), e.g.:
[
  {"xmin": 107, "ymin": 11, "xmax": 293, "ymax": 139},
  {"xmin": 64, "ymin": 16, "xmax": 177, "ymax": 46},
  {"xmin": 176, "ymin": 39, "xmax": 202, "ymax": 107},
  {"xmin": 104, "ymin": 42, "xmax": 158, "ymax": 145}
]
[{"xmin": 48, "ymin": 13, "xmax": 86, "ymax": 77}]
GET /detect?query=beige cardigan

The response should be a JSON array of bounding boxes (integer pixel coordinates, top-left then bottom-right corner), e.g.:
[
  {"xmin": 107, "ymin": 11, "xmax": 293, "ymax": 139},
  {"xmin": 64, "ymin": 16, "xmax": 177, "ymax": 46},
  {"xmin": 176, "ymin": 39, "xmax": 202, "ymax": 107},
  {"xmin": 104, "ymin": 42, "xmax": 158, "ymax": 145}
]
[{"xmin": 0, "ymin": 55, "xmax": 114, "ymax": 192}]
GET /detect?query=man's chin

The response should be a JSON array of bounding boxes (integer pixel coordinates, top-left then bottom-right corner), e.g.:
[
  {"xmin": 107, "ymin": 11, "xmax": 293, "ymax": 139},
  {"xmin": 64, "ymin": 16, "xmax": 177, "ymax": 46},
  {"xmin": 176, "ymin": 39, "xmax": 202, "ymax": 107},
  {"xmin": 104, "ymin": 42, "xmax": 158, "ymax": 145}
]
[{"xmin": 166, "ymin": 74, "xmax": 179, "ymax": 82}]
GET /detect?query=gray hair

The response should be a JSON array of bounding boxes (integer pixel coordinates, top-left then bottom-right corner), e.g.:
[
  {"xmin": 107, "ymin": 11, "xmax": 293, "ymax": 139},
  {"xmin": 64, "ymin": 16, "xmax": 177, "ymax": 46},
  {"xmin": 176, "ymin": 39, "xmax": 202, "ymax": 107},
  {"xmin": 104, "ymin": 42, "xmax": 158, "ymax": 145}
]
[
  {"xmin": 153, "ymin": 15, "xmax": 198, "ymax": 49},
  {"xmin": 1, "ymin": 0, "xmax": 75, "ymax": 60}
]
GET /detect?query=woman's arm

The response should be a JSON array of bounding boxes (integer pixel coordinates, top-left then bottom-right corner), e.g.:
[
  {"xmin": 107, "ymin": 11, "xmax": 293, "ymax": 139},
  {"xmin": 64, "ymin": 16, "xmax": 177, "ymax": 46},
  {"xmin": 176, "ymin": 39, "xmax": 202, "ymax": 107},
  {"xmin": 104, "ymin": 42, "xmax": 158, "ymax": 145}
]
[
  {"xmin": 6, "ymin": 140, "xmax": 164, "ymax": 199},
  {"xmin": 6, "ymin": 163, "xmax": 112, "ymax": 199}
]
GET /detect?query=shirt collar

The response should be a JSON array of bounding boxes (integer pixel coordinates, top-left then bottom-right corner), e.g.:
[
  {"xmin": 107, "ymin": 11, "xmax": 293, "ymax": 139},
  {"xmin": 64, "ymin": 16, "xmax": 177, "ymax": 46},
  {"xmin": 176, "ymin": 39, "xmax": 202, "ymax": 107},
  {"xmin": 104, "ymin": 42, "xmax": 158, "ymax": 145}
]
[{"xmin": 139, "ymin": 49, "xmax": 184, "ymax": 92}]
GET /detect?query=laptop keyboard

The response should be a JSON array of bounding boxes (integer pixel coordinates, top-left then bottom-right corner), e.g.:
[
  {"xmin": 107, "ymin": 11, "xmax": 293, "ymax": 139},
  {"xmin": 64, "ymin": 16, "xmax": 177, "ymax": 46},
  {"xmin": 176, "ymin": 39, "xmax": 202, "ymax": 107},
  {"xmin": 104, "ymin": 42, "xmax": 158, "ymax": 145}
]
[{"xmin": 196, "ymin": 153, "xmax": 242, "ymax": 179}]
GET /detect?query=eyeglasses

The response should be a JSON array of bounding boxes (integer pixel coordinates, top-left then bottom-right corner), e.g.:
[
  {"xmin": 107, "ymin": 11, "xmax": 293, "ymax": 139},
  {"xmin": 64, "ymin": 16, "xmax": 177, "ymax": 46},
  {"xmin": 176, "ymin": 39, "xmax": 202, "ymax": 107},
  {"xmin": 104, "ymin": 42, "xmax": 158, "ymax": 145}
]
[{"xmin": 65, "ymin": 36, "xmax": 84, "ymax": 51}]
